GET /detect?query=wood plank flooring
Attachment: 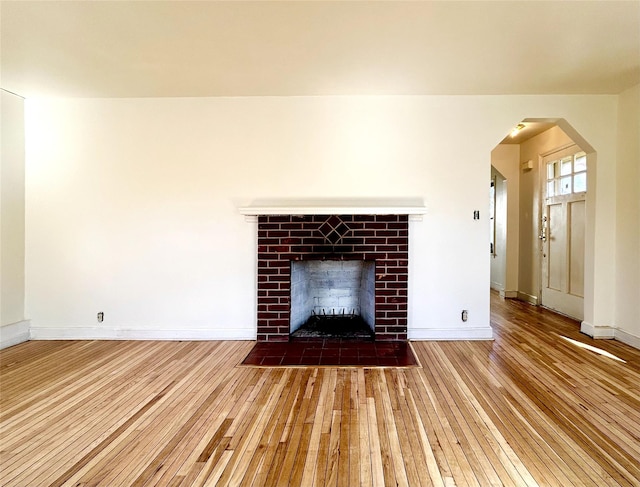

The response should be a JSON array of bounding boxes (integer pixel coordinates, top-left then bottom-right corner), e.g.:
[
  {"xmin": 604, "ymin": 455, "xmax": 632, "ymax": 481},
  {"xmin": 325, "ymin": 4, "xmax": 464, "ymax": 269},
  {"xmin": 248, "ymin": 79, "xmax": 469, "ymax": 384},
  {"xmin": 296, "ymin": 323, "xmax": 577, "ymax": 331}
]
[{"xmin": 1, "ymin": 293, "xmax": 639, "ymax": 486}]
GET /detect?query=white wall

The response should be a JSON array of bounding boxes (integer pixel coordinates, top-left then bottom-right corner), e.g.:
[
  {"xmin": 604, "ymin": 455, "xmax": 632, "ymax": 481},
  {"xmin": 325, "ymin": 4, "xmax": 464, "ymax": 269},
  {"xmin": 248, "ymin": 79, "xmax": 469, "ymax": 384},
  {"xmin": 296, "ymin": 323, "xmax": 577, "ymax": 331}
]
[
  {"xmin": 23, "ymin": 95, "xmax": 619, "ymax": 341},
  {"xmin": 614, "ymin": 84, "xmax": 640, "ymax": 348},
  {"xmin": 1, "ymin": 91, "xmax": 29, "ymax": 348}
]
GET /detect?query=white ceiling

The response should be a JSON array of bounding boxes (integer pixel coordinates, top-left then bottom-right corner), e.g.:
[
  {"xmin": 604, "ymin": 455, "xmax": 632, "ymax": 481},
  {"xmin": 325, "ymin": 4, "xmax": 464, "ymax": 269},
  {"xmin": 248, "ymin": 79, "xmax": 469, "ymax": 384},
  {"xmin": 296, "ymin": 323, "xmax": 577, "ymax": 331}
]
[{"xmin": 1, "ymin": 1, "xmax": 639, "ymax": 99}]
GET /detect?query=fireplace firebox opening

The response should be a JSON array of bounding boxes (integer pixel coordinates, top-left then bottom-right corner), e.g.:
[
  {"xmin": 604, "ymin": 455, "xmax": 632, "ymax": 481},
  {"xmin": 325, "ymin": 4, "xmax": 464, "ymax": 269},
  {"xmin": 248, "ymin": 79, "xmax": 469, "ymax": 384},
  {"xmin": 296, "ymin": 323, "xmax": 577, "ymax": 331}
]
[{"xmin": 290, "ymin": 260, "xmax": 375, "ymax": 340}]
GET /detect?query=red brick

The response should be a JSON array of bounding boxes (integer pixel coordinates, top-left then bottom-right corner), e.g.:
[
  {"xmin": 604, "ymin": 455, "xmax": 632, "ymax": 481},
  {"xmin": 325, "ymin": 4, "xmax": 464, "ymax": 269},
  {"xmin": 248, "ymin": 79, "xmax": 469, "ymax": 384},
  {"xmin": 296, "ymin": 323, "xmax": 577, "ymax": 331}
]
[
  {"xmin": 266, "ymin": 230, "xmax": 289, "ymax": 238},
  {"xmin": 376, "ymin": 230, "xmax": 400, "ymax": 237},
  {"xmin": 258, "ymin": 223, "xmax": 281, "ymax": 230},
  {"xmin": 385, "ymin": 282, "xmax": 407, "ymax": 289},
  {"xmin": 388, "ymin": 222, "xmax": 408, "ymax": 230},
  {"xmin": 291, "ymin": 246, "xmax": 313, "ymax": 253},
  {"xmin": 375, "ymin": 274, "xmax": 396, "ymax": 281},
  {"xmin": 258, "ymin": 268, "xmax": 279, "ymax": 275},
  {"xmin": 258, "ymin": 282, "xmax": 280, "ymax": 290},
  {"xmin": 364, "ymin": 222, "xmax": 387, "ymax": 229},
  {"xmin": 376, "ymin": 245, "xmax": 399, "ymax": 252},
  {"xmin": 266, "ymin": 216, "xmax": 293, "ymax": 223},
  {"xmin": 387, "ymin": 237, "xmax": 406, "ymax": 245},
  {"xmin": 376, "ymin": 289, "xmax": 398, "ymax": 296},
  {"xmin": 386, "ymin": 311, "xmax": 406, "ymax": 318},
  {"xmin": 385, "ymin": 326, "xmax": 407, "ymax": 333},
  {"xmin": 378, "ymin": 304, "xmax": 400, "ymax": 311},
  {"xmin": 386, "ymin": 267, "xmax": 408, "ymax": 274},
  {"xmin": 375, "ymin": 215, "xmax": 400, "ymax": 222},
  {"xmin": 268, "ymin": 274, "xmax": 290, "ymax": 282},
  {"xmin": 268, "ymin": 319, "xmax": 289, "ymax": 326},
  {"xmin": 260, "ymin": 297, "xmax": 280, "ymax": 304},
  {"xmin": 375, "ymin": 318, "xmax": 396, "ymax": 326},
  {"xmin": 268, "ymin": 290, "xmax": 290, "ymax": 297}
]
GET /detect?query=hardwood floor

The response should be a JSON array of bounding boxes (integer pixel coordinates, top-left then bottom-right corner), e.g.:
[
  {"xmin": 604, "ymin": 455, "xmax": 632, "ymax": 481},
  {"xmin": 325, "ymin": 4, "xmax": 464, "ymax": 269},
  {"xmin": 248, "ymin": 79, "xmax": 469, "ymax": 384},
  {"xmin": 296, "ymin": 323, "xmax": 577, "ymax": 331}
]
[{"xmin": 1, "ymin": 294, "xmax": 639, "ymax": 486}]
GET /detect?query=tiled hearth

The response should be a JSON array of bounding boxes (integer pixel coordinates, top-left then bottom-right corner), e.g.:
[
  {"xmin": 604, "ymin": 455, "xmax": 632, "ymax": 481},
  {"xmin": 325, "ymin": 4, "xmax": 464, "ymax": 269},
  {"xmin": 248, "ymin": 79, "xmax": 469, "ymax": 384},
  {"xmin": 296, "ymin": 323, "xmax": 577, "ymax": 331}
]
[
  {"xmin": 241, "ymin": 340, "xmax": 418, "ymax": 367},
  {"xmin": 256, "ymin": 214, "xmax": 409, "ymax": 342}
]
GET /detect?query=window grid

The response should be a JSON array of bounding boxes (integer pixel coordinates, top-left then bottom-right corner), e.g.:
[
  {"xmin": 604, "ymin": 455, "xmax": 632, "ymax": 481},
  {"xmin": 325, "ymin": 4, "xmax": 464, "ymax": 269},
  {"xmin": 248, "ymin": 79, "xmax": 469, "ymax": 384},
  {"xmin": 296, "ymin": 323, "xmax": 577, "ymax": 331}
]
[{"xmin": 546, "ymin": 152, "xmax": 587, "ymax": 198}]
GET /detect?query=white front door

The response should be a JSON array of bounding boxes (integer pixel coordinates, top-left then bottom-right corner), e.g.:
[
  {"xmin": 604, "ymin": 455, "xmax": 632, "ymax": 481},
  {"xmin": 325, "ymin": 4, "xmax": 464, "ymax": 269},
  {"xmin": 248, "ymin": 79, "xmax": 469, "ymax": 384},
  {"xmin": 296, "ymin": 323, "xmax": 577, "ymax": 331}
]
[{"xmin": 540, "ymin": 147, "xmax": 587, "ymax": 320}]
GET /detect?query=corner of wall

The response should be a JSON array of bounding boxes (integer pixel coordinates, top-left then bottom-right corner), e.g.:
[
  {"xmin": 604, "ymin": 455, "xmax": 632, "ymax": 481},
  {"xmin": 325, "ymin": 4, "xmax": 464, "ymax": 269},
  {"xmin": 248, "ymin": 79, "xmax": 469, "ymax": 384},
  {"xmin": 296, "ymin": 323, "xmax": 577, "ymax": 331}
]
[
  {"xmin": 613, "ymin": 83, "xmax": 640, "ymax": 347},
  {"xmin": 1, "ymin": 90, "xmax": 27, "ymax": 334}
]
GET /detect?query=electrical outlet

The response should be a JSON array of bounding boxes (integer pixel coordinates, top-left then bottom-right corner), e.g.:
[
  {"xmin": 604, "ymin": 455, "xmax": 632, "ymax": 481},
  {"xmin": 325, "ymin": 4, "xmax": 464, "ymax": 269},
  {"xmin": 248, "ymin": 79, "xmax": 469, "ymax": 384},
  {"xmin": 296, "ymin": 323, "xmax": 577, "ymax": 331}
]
[
  {"xmin": 461, "ymin": 310, "xmax": 468, "ymax": 322},
  {"xmin": 97, "ymin": 312, "xmax": 104, "ymax": 323}
]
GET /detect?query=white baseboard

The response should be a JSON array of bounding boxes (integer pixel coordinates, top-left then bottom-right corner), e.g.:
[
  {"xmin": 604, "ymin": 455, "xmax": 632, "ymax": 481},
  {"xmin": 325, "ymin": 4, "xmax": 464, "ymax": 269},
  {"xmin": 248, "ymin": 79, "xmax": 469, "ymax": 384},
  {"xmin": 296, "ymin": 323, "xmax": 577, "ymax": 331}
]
[
  {"xmin": 30, "ymin": 326, "xmax": 256, "ymax": 341},
  {"xmin": 517, "ymin": 292, "xmax": 538, "ymax": 305},
  {"xmin": 580, "ymin": 321, "xmax": 615, "ymax": 339},
  {"xmin": 502, "ymin": 290, "xmax": 518, "ymax": 299},
  {"xmin": 409, "ymin": 326, "xmax": 493, "ymax": 341},
  {"xmin": 0, "ymin": 320, "xmax": 31, "ymax": 349},
  {"xmin": 613, "ymin": 328, "xmax": 640, "ymax": 350}
]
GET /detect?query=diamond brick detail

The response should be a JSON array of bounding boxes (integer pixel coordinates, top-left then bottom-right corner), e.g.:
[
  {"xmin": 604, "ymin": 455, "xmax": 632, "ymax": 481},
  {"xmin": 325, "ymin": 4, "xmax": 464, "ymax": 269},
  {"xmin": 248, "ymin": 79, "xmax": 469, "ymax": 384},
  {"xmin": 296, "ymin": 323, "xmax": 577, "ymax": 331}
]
[{"xmin": 319, "ymin": 215, "xmax": 351, "ymax": 244}]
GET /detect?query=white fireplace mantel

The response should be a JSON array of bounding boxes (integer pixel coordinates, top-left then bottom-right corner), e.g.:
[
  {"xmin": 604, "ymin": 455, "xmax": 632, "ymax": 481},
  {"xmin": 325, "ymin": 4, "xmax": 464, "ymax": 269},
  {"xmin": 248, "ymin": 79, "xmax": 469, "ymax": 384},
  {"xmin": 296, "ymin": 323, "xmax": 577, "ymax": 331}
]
[{"xmin": 239, "ymin": 198, "xmax": 427, "ymax": 222}]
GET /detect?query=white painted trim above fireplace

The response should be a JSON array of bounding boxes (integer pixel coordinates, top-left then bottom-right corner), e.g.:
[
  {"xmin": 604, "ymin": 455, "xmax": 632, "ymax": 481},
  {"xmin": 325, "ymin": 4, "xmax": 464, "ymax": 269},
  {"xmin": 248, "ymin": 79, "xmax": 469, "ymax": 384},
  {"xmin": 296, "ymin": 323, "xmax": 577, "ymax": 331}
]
[{"xmin": 238, "ymin": 198, "xmax": 427, "ymax": 221}]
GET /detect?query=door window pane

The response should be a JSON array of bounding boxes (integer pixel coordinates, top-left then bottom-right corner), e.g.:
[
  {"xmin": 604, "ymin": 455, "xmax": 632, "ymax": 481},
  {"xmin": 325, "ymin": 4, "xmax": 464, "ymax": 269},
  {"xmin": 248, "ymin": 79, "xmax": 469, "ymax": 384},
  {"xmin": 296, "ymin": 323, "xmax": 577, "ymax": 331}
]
[
  {"xmin": 573, "ymin": 172, "xmax": 586, "ymax": 192},
  {"xmin": 547, "ymin": 181, "xmax": 555, "ymax": 197},
  {"xmin": 574, "ymin": 154, "xmax": 587, "ymax": 172},
  {"xmin": 547, "ymin": 162, "xmax": 556, "ymax": 180},
  {"xmin": 560, "ymin": 176, "xmax": 572, "ymax": 195},
  {"xmin": 561, "ymin": 158, "xmax": 572, "ymax": 176}
]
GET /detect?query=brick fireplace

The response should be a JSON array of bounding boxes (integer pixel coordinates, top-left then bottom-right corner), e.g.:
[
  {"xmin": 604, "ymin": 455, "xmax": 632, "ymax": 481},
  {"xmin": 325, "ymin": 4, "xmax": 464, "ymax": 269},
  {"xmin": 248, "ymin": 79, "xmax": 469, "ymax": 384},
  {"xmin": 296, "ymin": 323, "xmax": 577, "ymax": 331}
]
[{"xmin": 256, "ymin": 214, "xmax": 409, "ymax": 342}]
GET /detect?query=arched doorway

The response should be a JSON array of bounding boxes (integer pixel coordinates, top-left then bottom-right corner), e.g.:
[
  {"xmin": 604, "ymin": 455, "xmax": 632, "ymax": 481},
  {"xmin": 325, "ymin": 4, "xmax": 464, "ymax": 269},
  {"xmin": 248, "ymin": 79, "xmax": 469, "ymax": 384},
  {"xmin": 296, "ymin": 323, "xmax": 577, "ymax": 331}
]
[{"xmin": 490, "ymin": 119, "xmax": 595, "ymax": 323}]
